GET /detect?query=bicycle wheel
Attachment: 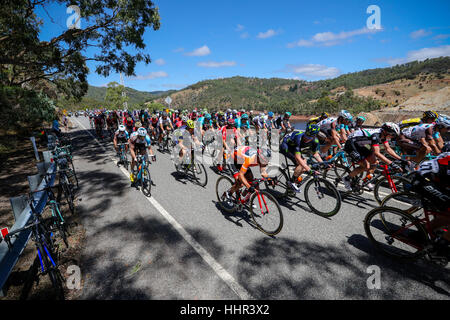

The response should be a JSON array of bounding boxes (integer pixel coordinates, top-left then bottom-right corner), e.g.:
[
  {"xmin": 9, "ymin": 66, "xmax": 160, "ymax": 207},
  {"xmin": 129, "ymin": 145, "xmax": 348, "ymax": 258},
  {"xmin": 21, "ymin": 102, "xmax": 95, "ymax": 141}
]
[
  {"xmin": 373, "ymin": 175, "xmax": 412, "ymax": 205},
  {"xmin": 192, "ymin": 163, "xmax": 208, "ymax": 187},
  {"xmin": 304, "ymin": 177, "xmax": 341, "ymax": 217},
  {"xmin": 51, "ymin": 204, "xmax": 69, "ymax": 248},
  {"xmin": 141, "ymin": 167, "xmax": 152, "ymax": 197},
  {"xmin": 215, "ymin": 176, "xmax": 237, "ymax": 213},
  {"xmin": 249, "ymin": 191, "xmax": 283, "ymax": 236},
  {"xmin": 380, "ymin": 191, "xmax": 423, "ymax": 217},
  {"xmin": 333, "ymin": 157, "xmax": 349, "ymax": 179},
  {"xmin": 364, "ymin": 206, "xmax": 429, "ymax": 261},
  {"xmin": 61, "ymin": 176, "xmax": 75, "ymax": 215},
  {"xmin": 264, "ymin": 165, "xmax": 290, "ymax": 199}
]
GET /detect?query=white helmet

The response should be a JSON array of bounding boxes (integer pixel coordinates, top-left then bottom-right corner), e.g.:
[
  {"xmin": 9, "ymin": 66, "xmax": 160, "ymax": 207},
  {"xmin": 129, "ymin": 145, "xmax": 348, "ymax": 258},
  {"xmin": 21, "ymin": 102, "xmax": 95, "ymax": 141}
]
[
  {"xmin": 137, "ymin": 127, "xmax": 147, "ymax": 137},
  {"xmin": 339, "ymin": 110, "xmax": 353, "ymax": 121},
  {"xmin": 118, "ymin": 125, "xmax": 126, "ymax": 132},
  {"xmin": 381, "ymin": 122, "xmax": 400, "ymax": 136}
]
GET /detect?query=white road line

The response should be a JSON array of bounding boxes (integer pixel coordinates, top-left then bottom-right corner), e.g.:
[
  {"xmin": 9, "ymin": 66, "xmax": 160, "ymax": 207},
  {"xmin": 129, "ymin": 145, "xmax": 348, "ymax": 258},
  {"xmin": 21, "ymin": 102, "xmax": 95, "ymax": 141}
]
[{"xmin": 74, "ymin": 118, "xmax": 254, "ymax": 300}]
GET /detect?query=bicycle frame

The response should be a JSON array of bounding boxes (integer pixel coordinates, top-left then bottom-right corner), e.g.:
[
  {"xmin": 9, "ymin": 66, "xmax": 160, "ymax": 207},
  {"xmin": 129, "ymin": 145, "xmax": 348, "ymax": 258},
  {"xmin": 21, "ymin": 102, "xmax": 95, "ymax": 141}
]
[{"xmin": 135, "ymin": 155, "xmax": 148, "ymax": 182}]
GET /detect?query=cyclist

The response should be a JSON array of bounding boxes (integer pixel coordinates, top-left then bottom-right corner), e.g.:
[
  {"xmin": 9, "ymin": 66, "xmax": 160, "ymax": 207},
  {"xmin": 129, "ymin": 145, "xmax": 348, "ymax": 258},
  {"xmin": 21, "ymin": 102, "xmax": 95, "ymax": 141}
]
[
  {"xmin": 226, "ymin": 146, "xmax": 271, "ymax": 200},
  {"xmin": 274, "ymin": 112, "xmax": 292, "ymax": 135},
  {"xmin": 113, "ymin": 125, "xmax": 130, "ymax": 162},
  {"xmin": 351, "ymin": 115, "xmax": 366, "ymax": 132},
  {"xmin": 318, "ymin": 110, "xmax": 353, "ymax": 157},
  {"xmin": 123, "ymin": 114, "xmax": 135, "ymax": 135},
  {"xmin": 398, "ymin": 110, "xmax": 439, "ymax": 129},
  {"xmin": 409, "ymin": 152, "xmax": 450, "ymax": 256},
  {"xmin": 219, "ymin": 118, "xmax": 242, "ymax": 172},
  {"xmin": 280, "ymin": 124, "xmax": 326, "ymax": 192},
  {"xmin": 158, "ymin": 112, "xmax": 174, "ymax": 146},
  {"xmin": 342, "ymin": 122, "xmax": 403, "ymax": 190},
  {"xmin": 307, "ymin": 112, "xmax": 329, "ymax": 126},
  {"xmin": 434, "ymin": 116, "xmax": 450, "ymax": 151},
  {"xmin": 172, "ymin": 120, "xmax": 202, "ymax": 170},
  {"xmin": 398, "ymin": 122, "xmax": 441, "ymax": 164},
  {"xmin": 129, "ymin": 127, "xmax": 156, "ymax": 183}
]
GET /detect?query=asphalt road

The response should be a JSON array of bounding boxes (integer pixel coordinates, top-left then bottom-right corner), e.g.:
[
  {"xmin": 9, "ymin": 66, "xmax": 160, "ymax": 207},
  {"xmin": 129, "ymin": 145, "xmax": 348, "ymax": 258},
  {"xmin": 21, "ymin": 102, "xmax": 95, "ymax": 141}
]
[{"xmin": 70, "ymin": 116, "xmax": 450, "ymax": 300}]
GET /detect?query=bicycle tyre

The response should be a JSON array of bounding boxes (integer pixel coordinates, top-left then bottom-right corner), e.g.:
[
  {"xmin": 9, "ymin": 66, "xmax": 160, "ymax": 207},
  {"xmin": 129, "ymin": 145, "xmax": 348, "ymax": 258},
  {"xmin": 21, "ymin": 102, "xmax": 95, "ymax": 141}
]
[
  {"xmin": 304, "ymin": 177, "xmax": 341, "ymax": 217},
  {"xmin": 264, "ymin": 165, "xmax": 290, "ymax": 199},
  {"xmin": 52, "ymin": 204, "xmax": 69, "ymax": 248},
  {"xmin": 215, "ymin": 176, "xmax": 237, "ymax": 213},
  {"xmin": 141, "ymin": 167, "xmax": 152, "ymax": 197},
  {"xmin": 249, "ymin": 191, "xmax": 283, "ymax": 236},
  {"xmin": 373, "ymin": 175, "xmax": 411, "ymax": 205},
  {"xmin": 61, "ymin": 176, "xmax": 75, "ymax": 215},
  {"xmin": 192, "ymin": 163, "xmax": 208, "ymax": 187},
  {"xmin": 364, "ymin": 206, "xmax": 429, "ymax": 261}
]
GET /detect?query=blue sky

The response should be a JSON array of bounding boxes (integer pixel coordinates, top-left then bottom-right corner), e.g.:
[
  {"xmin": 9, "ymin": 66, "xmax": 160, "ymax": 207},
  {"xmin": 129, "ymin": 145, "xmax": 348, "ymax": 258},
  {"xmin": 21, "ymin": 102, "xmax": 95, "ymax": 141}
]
[{"xmin": 36, "ymin": 0, "xmax": 450, "ymax": 92}]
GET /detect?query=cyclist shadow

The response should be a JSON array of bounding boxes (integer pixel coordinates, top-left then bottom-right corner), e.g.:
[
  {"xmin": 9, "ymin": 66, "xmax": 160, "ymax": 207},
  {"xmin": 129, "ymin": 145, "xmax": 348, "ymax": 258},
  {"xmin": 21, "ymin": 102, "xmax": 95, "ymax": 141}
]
[
  {"xmin": 267, "ymin": 192, "xmax": 332, "ymax": 220},
  {"xmin": 212, "ymin": 201, "xmax": 276, "ymax": 239},
  {"xmin": 339, "ymin": 192, "xmax": 380, "ymax": 210},
  {"xmin": 347, "ymin": 234, "xmax": 450, "ymax": 297}
]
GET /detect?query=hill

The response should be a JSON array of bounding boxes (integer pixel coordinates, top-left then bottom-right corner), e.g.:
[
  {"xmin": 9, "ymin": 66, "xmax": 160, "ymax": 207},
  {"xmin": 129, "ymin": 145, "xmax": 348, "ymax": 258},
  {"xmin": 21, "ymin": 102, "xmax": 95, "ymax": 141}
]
[{"xmin": 148, "ymin": 57, "xmax": 450, "ymax": 116}]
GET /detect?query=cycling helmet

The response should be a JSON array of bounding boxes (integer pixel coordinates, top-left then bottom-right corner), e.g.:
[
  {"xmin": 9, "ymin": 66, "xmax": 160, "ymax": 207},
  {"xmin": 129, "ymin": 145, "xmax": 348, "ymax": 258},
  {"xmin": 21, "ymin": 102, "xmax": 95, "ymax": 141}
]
[
  {"xmin": 205, "ymin": 113, "xmax": 211, "ymax": 119},
  {"xmin": 118, "ymin": 125, "xmax": 126, "ymax": 132},
  {"xmin": 268, "ymin": 112, "xmax": 274, "ymax": 118},
  {"xmin": 381, "ymin": 122, "xmax": 400, "ymax": 136},
  {"xmin": 232, "ymin": 109, "xmax": 237, "ymax": 114},
  {"xmin": 260, "ymin": 113, "xmax": 265, "ymax": 117},
  {"xmin": 284, "ymin": 112, "xmax": 292, "ymax": 117},
  {"xmin": 321, "ymin": 112, "xmax": 329, "ymax": 118},
  {"xmin": 227, "ymin": 118, "xmax": 235, "ymax": 126},
  {"xmin": 339, "ymin": 110, "xmax": 353, "ymax": 121},
  {"xmin": 217, "ymin": 111, "xmax": 224, "ymax": 117},
  {"xmin": 435, "ymin": 116, "xmax": 450, "ymax": 129},
  {"xmin": 356, "ymin": 116, "xmax": 366, "ymax": 122},
  {"xmin": 241, "ymin": 113, "xmax": 249, "ymax": 120},
  {"xmin": 305, "ymin": 124, "xmax": 320, "ymax": 136},
  {"xmin": 162, "ymin": 111, "xmax": 168, "ymax": 117},
  {"xmin": 423, "ymin": 110, "xmax": 439, "ymax": 120},
  {"xmin": 137, "ymin": 127, "xmax": 147, "ymax": 137},
  {"xmin": 135, "ymin": 121, "xmax": 142, "ymax": 128},
  {"xmin": 186, "ymin": 120, "xmax": 195, "ymax": 129},
  {"xmin": 181, "ymin": 116, "xmax": 188, "ymax": 122},
  {"xmin": 226, "ymin": 108, "xmax": 231, "ymax": 113}
]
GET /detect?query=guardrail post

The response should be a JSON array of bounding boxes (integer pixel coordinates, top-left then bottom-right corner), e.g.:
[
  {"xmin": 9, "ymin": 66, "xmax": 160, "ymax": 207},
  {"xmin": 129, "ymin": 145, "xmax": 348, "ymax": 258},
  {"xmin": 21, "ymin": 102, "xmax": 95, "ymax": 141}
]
[
  {"xmin": 36, "ymin": 162, "xmax": 50, "ymax": 176},
  {"xmin": 27, "ymin": 174, "xmax": 43, "ymax": 193},
  {"xmin": 42, "ymin": 150, "xmax": 53, "ymax": 165},
  {"xmin": 9, "ymin": 195, "xmax": 28, "ymax": 222}
]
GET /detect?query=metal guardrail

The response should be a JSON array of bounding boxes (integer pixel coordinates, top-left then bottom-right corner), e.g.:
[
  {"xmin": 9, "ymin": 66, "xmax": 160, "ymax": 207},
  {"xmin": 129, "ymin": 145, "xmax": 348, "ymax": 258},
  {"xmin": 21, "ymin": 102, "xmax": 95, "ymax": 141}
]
[{"xmin": 0, "ymin": 147, "xmax": 57, "ymax": 296}]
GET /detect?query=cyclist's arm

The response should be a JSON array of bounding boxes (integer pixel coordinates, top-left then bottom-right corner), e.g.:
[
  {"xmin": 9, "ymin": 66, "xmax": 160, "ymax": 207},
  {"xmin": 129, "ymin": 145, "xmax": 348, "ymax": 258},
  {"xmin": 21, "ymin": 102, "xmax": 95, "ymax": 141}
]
[
  {"xmin": 383, "ymin": 141, "xmax": 402, "ymax": 160},
  {"xmin": 295, "ymin": 151, "xmax": 312, "ymax": 172},
  {"xmin": 373, "ymin": 145, "xmax": 392, "ymax": 165}
]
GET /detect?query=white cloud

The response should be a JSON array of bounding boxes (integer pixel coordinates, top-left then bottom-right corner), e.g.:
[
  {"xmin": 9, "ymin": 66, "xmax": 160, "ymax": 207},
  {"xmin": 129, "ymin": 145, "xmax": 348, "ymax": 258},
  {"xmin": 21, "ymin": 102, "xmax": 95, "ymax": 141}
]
[
  {"xmin": 288, "ymin": 27, "xmax": 382, "ymax": 47},
  {"xmin": 129, "ymin": 71, "xmax": 168, "ymax": 80},
  {"xmin": 173, "ymin": 47, "xmax": 184, "ymax": 53},
  {"xmin": 235, "ymin": 24, "xmax": 245, "ymax": 31},
  {"xmin": 240, "ymin": 32, "xmax": 249, "ymax": 39},
  {"xmin": 434, "ymin": 34, "xmax": 450, "ymax": 40},
  {"xmin": 185, "ymin": 45, "xmax": 211, "ymax": 56},
  {"xmin": 384, "ymin": 45, "xmax": 450, "ymax": 66},
  {"xmin": 197, "ymin": 61, "xmax": 236, "ymax": 68},
  {"xmin": 257, "ymin": 29, "xmax": 277, "ymax": 39},
  {"xmin": 410, "ymin": 29, "xmax": 432, "ymax": 39},
  {"xmin": 154, "ymin": 58, "xmax": 165, "ymax": 66},
  {"xmin": 284, "ymin": 64, "xmax": 340, "ymax": 78}
]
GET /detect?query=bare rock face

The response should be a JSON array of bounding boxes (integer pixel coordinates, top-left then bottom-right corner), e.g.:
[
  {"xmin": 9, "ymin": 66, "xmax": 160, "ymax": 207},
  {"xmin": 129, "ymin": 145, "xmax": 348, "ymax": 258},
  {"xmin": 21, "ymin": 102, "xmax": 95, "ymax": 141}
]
[{"xmin": 366, "ymin": 86, "xmax": 450, "ymax": 124}]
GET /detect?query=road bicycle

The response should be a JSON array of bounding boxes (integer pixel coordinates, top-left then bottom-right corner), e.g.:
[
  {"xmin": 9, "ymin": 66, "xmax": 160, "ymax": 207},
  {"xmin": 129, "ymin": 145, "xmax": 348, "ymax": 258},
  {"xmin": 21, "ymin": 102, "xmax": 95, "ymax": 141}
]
[
  {"xmin": 216, "ymin": 177, "xmax": 283, "ymax": 236},
  {"xmin": 364, "ymin": 195, "xmax": 450, "ymax": 265},
  {"xmin": 175, "ymin": 146, "xmax": 208, "ymax": 187},
  {"xmin": 134, "ymin": 154, "xmax": 153, "ymax": 197},
  {"xmin": 55, "ymin": 154, "xmax": 76, "ymax": 214},
  {"xmin": 1, "ymin": 196, "xmax": 65, "ymax": 299},
  {"xmin": 117, "ymin": 143, "xmax": 129, "ymax": 170},
  {"xmin": 265, "ymin": 155, "xmax": 341, "ymax": 217}
]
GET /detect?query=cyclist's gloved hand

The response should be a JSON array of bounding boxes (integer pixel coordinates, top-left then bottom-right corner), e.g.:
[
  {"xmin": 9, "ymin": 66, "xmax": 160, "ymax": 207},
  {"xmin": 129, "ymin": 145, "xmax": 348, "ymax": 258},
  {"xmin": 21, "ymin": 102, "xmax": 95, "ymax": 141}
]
[
  {"xmin": 389, "ymin": 162, "xmax": 401, "ymax": 172},
  {"xmin": 248, "ymin": 186, "xmax": 255, "ymax": 194}
]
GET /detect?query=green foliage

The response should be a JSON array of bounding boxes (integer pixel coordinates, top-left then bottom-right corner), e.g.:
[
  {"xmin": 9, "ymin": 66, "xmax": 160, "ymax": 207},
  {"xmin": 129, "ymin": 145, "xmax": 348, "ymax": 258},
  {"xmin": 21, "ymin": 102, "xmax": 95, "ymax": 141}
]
[
  {"xmin": 0, "ymin": 85, "xmax": 57, "ymax": 129},
  {"xmin": 104, "ymin": 82, "xmax": 128, "ymax": 109}
]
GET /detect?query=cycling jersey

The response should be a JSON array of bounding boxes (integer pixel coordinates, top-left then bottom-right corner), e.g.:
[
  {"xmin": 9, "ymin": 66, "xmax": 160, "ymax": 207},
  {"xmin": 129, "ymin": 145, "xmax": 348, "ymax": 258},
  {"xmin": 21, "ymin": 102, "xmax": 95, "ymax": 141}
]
[
  {"xmin": 347, "ymin": 128, "xmax": 388, "ymax": 149},
  {"xmin": 281, "ymin": 130, "xmax": 320, "ymax": 154},
  {"xmin": 401, "ymin": 123, "xmax": 434, "ymax": 141},
  {"xmin": 398, "ymin": 117, "xmax": 422, "ymax": 129},
  {"xmin": 274, "ymin": 116, "xmax": 290, "ymax": 129},
  {"xmin": 129, "ymin": 132, "xmax": 151, "ymax": 152},
  {"xmin": 158, "ymin": 117, "xmax": 172, "ymax": 127},
  {"xmin": 114, "ymin": 130, "xmax": 129, "ymax": 142},
  {"xmin": 229, "ymin": 146, "xmax": 259, "ymax": 178}
]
